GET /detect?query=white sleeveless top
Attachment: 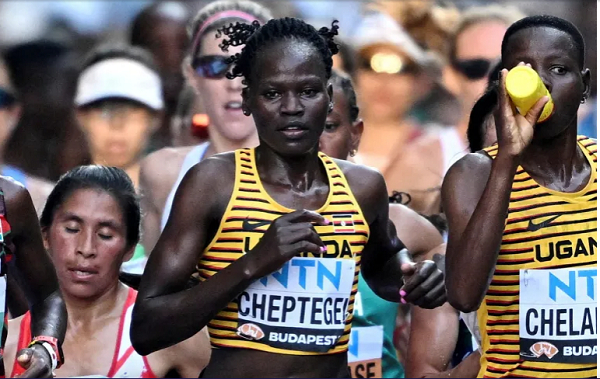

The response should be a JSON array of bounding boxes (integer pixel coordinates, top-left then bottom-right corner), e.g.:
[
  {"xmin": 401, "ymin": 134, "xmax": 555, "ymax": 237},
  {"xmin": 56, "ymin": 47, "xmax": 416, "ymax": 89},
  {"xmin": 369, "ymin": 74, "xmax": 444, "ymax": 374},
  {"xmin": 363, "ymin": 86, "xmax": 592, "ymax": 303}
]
[{"xmin": 160, "ymin": 142, "xmax": 209, "ymax": 230}]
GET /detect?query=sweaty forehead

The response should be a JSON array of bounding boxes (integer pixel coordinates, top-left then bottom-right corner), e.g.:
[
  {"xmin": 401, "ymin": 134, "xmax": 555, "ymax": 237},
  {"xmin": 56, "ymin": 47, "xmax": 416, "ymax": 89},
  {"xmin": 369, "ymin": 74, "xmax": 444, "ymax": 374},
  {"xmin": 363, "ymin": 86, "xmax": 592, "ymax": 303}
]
[
  {"xmin": 250, "ymin": 39, "xmax": 327, "ymax": 83},
  {"xmin": 503, "ymin": 26, "xmax": 579, "ymax": 65}
]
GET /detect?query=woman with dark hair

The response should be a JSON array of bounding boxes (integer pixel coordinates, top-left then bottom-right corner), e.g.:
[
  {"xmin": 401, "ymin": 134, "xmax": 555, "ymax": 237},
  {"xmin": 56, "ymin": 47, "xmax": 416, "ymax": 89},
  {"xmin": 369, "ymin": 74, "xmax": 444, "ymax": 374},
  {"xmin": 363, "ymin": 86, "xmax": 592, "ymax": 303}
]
[
  {"xmin": 4, "ymin": 165, "xmax": 209, "ymax": 378},
  {"xmin": 132, "ymin": 17, "xmax": 445, "ymax": 378},
  {"xmin": 466, "ymin": 61, "xmax": 502, "ymax": 153}
]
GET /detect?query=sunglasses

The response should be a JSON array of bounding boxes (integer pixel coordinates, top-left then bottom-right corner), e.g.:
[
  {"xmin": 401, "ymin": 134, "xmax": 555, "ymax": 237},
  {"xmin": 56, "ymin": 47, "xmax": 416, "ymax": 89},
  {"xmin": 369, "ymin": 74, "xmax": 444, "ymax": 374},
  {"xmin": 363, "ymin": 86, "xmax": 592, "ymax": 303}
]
[
  {"xmin": 451, "ymin": 58, "xmax": 494, "ymax": 80},
  {"xmin": 192, "ymin": 55, "xmax": 231, "ymax": 79},
  {"xmin": 0, "ymin": 88, "xmax": 16, "ymax": 109}
]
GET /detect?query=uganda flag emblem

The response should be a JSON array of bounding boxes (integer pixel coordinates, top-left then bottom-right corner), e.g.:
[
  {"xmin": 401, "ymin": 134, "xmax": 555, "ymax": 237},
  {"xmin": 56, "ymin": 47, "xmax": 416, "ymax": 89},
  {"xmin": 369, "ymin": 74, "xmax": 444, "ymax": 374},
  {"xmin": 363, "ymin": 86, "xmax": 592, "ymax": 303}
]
[{"xmin": 332, "ymin": 214, "xmax": 355, "ymax": 233}]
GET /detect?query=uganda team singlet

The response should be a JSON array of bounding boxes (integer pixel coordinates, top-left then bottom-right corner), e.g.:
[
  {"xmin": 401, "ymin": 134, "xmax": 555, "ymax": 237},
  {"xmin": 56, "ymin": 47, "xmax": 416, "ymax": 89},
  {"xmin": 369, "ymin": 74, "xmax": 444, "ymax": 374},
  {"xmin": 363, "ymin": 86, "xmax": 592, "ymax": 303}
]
[
  {"xmin": 478, "ymin": 136, "xmax": 597, "ymax": 378},
  {"xmin": 197, "ymin": 148, "xmax": 369, "ymax": 355}
]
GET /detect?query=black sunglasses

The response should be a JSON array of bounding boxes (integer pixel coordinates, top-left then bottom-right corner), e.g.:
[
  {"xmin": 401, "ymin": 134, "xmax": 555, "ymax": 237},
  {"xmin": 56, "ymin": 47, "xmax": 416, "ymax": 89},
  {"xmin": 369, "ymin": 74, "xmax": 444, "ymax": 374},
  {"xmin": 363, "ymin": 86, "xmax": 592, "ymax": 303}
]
[
  {"xmin": 0, "ymin": 88, "xmax": 16, "ymax": 109},
  {"xmin": 452, "ymin": 58, "xmax": 494, "ymax": 80},
  {"xmin": 192, "ymin": 55, "xmax": 231, "ymax": 79}
]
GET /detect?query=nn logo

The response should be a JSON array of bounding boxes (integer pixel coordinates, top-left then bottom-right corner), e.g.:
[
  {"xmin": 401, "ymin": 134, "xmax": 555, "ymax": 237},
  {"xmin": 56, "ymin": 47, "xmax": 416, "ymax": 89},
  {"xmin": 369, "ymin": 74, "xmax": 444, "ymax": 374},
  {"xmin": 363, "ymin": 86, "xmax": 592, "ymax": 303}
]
[
  {"xmin": 237, "ymin": 323, "xmax": 265, "ymax": 341},
  {"xmin": 530, "ymin": 341, "xmax": 559, "ymax": 359}
]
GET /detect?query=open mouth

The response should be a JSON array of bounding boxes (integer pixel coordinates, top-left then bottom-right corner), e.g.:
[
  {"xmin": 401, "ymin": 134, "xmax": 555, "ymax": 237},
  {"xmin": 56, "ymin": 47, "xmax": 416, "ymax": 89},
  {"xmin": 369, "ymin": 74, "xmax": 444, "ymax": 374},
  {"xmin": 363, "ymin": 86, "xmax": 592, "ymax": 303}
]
[
  {"xmin": 225, "ymin": 101, "xmax": 243, "ymax": 111},
  {"xmin": 279, "ymin": 122, "xmax": 309, "ymax": 139},
  {"xmin": 68, "ymin": 267, "xmax": 98, "ymax": 280}
]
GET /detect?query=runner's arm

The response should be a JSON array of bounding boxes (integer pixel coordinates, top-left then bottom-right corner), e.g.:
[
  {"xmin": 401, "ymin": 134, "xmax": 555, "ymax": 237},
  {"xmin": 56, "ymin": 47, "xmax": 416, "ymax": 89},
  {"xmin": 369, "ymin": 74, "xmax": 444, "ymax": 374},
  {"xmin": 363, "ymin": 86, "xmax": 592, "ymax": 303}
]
[
  {"xmin": 405, "ymin": 246, "xmax": 480, "ymax": 378},
  {"xmin": 441, "ymin": 153, "xmax": 517, "ymax": 312},
  {"xmin": 164, "ymin": 328, "xmax": 211, "ymax": 378},
  {"xmin": 132, "ymin": 157, "xmax": 268, "ymax": 355},
  {"xmin": 389, "ymin": 203, "xmax": 444, "ymax": 260},
  {"xmin": 139, "ymin": 156, "xmax": 165, "ymax": 254},
  {"xmin": 4, "ymin": 180, "xmax": 66, "ymax": 343}
]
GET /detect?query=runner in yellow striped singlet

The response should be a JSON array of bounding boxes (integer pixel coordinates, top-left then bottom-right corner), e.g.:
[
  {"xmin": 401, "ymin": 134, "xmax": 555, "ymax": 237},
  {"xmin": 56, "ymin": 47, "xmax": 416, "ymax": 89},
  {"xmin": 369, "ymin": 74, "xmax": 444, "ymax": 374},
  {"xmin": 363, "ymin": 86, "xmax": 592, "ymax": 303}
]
[
  {"xmin": 442, "ymin": 15, "xmax": 597, "ymax": 378},
  {"xmin": 132, "ymin": 17, "xmax": 446, "ymax": 378}
]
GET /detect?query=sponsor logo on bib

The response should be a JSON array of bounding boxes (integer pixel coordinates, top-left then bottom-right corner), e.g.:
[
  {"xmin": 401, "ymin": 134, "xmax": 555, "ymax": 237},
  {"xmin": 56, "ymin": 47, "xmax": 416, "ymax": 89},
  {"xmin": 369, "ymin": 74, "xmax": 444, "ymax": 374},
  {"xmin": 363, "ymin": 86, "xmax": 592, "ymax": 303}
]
[
  {"xmin": 237, "ymin": 323, "xmax": 265, "ymax": 341},
  {"xmin": 519, "ymin": 267, "xmax": 597, "ymax": 364}
]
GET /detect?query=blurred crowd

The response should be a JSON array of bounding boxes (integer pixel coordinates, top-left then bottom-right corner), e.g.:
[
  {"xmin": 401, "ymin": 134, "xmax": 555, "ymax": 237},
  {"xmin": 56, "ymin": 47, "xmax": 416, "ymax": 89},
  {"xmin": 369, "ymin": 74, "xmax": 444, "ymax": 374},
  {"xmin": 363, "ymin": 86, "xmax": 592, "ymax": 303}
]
[{"xmin": 0, "ymin": 0, "xmax": 596, "ymax": 377}]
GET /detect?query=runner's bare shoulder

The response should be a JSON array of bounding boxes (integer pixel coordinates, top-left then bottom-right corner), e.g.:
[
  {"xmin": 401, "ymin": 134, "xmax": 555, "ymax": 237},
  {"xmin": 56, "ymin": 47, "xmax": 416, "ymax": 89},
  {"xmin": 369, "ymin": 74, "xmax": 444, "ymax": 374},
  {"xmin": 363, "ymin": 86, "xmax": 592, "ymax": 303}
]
[
  {"xmin": 334, "ymin": 159, "xmax": 387, "ymax": 222},
  {"xmin": 141, "ymin": 146, "xmax": 197, "ymax": 192},
  {"xmin": 174, "ymin": 152, "xmax": 237, "ymax": 214},
  {"xmin": 444, "ymin": 151, "xmax": 493, "ymax": 185}
]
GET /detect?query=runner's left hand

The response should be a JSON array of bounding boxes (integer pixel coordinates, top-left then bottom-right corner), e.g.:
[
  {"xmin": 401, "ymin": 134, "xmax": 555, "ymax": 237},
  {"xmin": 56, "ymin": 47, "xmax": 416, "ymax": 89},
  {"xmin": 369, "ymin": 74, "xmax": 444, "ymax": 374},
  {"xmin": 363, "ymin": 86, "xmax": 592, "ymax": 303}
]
[
  {"xmin": 399, "ymin": 249, "xmax": 446, "ymax": 309},
  {"xmin": 14, "ymin": 344, "xmax": 53, "ymax": 378}
]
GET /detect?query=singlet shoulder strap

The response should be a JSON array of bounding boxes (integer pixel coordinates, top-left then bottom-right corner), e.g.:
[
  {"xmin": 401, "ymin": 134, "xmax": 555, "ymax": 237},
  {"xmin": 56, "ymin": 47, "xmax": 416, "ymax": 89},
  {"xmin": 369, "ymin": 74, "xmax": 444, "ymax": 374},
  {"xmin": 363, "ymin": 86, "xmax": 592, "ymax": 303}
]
[{"xmin": 482, "ymin": 144, "xmax": 499, "ymax": 158}]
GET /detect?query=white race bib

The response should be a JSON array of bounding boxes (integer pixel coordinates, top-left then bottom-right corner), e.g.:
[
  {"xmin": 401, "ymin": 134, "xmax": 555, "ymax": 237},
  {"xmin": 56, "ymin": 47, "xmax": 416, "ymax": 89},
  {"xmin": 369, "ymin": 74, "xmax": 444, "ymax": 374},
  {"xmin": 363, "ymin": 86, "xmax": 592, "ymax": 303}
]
[
  {"xmin": 237, "ymin": 257, "xmax": 355, "ymax": 352},
  {"xmin": 347, "ymin": 326, "xmax": 383, "ymax": 378},
  {"xmin": 519, "ymin": 267, "xmax": 597, "ymax": 364}
]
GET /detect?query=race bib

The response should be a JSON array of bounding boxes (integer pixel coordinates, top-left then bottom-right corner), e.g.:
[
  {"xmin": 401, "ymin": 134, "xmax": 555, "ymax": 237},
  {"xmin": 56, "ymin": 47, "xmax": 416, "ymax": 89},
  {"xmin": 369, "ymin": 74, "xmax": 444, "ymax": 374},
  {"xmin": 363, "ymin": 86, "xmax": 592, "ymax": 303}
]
[
  {"xmin": 347, "ymin": 326, "xmax": 383, "ymax": 378},
  {"xmin": 519, "ymin": 267, "xmax": 597, "ymax": 364},
  {"xmin": 237, "ymin": 257, "xmax": 355, "ymax": 352}
]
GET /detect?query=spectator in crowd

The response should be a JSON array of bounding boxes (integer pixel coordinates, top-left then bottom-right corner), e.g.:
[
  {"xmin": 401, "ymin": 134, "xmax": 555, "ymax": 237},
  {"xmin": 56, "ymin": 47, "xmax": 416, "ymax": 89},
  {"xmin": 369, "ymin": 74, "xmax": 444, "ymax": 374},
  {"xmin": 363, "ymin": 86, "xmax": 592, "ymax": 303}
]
[
  {"xmin": 3, "ymin": 40, "xmax": 90, "ymax": 182},
  {"xmin": 130, "ymin": 1, "xmax": 192, "ymax": 151},
  {"xmin": 74, "ymin": 44, "xmax": 163, "ymax": 189},
  {"xmin": 377, "ymin": 5, "xmax": 525, "ymax": 215},
  {"xmin": 0, "ymin": 57, "xmax": 53, "ymax": 215},
  {"xmin": 349, "ymin": 11, "xmax": 440, "ymax": 194}
]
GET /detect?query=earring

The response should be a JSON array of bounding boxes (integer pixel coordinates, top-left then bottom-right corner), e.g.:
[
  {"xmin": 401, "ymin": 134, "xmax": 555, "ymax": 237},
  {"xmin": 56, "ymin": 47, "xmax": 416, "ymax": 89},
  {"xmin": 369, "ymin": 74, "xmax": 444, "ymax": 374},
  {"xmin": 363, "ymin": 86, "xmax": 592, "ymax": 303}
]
[
  {"xmin": 328, "ymin": 103, "xmax": 334, "ymax": 113},
  {"xmin": 243, "ymin": 109, "xmax": 250, "ymax": 116},
  {"xmin": 581, "ymin": 96, "xmax": 587, "ymax": 104},
  {"xmin": 350, "ymin": 148, "xmax": 357, "ymax": 157}
]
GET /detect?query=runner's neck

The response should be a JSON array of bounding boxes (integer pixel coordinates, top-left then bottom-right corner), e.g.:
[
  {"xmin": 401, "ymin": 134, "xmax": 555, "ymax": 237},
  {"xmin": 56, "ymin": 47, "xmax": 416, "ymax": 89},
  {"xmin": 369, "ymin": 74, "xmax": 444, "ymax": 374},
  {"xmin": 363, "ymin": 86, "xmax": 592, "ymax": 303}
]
[{"xmin": 64, "ymin": 282, "xmax": 128, "ymax": 328}]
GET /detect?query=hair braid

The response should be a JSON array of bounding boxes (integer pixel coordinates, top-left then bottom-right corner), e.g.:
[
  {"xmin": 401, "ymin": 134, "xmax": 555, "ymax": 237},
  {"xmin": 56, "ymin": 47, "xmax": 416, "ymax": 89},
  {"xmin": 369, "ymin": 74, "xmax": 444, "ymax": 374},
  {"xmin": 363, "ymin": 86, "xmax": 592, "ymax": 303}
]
[{"xmin": 217, "ymin": 17, "xmax": 339, "ymax": 86}]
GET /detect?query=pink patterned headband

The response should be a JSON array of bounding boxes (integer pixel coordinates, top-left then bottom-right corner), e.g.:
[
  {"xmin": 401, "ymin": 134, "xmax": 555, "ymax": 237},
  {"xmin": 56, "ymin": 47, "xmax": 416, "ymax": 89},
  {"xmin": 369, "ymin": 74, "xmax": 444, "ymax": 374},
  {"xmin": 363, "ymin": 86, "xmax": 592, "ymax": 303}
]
[{"xmin": 191, "ymin": 10, "xmax": 260, "ymax": 56}]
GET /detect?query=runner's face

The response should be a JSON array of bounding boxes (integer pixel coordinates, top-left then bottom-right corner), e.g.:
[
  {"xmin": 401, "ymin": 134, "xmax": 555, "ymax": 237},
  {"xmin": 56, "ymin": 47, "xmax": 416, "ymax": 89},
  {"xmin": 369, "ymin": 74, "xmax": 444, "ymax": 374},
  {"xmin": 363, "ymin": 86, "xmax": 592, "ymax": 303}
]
[
  {"xmin": 77, "ymin": 100, "xmax": 156, "ymax": 169},
  {"xmin": 44, "ymin": 188, "xmax": 133, "ymax": 300},
  {"xmin": 245, "ymin": 39, "xmax": 331, "ymax": 156},
  {"xmin": 189, "ymin": 32, "xmax": 257, "ymax": 143},
  {"xmin": 319, "ymin": 86, "xmax": 356, "ymax": 160},
  {"xmin": 502, "ymin": 27, "xmax": 590, "ymax": 139}
]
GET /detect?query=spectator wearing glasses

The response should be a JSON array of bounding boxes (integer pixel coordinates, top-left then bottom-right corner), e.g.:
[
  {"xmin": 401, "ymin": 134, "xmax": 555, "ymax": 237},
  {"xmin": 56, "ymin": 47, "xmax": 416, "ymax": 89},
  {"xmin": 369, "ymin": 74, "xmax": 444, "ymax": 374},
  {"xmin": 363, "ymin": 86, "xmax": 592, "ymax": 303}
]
[
  {"xmin": 445, "ymin": 4, "xmax": 525, "ymax": 144},
  {"xmin": 0, "ymin": 57, "xmax": 53, "ymax": 215},
  {"xmin": 139, "ymin": 0, "xmax": 271, "ymax": 254},
  {"xmin": 375, "ymin": 5, "xmax": 525, "ymax": 215},
  {"xmin": 349, "ymin": 11, "xmax": 440, "ymax": 190}
]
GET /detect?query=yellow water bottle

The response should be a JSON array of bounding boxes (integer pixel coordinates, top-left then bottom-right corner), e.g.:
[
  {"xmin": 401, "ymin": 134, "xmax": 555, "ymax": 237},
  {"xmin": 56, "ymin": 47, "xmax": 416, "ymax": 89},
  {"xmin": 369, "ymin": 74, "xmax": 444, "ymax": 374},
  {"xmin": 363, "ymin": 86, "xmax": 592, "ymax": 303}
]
[{"xmin": 505, "ymin": 66, "xmax": 554, "ymax": 123}]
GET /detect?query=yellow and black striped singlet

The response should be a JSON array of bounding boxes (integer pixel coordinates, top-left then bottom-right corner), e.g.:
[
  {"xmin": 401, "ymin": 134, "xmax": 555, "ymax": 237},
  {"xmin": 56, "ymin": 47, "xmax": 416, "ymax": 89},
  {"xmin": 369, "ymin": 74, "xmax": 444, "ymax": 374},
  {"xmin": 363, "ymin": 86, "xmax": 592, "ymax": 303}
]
[
  {"xmin": 197, "ymin": 148, "xmax": 370, "ymax": 355},
  {"xmin": 478, "ymin": 136, "xmax": 597, "ymax": 378}
]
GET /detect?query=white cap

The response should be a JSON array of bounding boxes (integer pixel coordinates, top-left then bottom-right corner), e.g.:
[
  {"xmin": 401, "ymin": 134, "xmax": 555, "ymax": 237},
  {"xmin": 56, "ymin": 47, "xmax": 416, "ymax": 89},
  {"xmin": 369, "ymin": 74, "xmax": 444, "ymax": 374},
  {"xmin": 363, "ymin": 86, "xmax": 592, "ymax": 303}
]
[
  {"xmin": 75, "ymin": 58, "xmax": 164, "ymax": 110},
  {"xmin": 352, "ymin": 11, "xmax": 440, "ymax": 75}
]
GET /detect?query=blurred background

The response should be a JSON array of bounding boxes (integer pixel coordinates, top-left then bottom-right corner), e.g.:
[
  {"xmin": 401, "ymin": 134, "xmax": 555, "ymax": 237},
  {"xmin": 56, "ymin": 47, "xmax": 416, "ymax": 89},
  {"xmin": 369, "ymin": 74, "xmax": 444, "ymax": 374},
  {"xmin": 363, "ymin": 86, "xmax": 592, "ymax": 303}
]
[{"xmin": 0, "ymin": 0, "xmax": 595, "ymax": 182}]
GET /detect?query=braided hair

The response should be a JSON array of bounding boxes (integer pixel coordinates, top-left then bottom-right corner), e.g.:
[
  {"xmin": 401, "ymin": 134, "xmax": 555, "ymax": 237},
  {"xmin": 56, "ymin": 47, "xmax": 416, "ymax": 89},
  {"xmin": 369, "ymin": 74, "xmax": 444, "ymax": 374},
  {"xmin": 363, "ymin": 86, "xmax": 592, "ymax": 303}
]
[{"xmin": 216, "ymin": 17, "xmax": 340, "ymax": 85}]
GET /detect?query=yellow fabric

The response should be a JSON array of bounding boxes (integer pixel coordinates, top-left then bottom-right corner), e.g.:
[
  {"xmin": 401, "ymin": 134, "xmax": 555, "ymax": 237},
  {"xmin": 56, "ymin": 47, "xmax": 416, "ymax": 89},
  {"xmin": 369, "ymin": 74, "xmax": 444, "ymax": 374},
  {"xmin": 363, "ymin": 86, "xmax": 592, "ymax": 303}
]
[
  {"xmin": 197, "ymin": 148, "xmax": 370, "ymax": 355},
  {"xmin": 477, "ymin": 136, "xmax": 597, "ymax": 378}
]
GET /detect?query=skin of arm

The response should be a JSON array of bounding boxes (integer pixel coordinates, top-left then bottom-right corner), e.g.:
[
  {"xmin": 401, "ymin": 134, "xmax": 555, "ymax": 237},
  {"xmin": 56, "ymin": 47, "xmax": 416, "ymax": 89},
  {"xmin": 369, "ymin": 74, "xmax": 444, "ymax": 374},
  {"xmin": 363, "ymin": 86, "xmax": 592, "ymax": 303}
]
[
  {"xmin": 138, "ymin": 148, "xmax": 190, "ymax": 253},
  {"xmin": 4, "ymin": 179, "xmax": 67, "ymax": 342},
  {"xmin": 441, "ymin": 152, "xmax": 517, "ymax": 312},
  {"xmin": 405, "ymin": 245, "xmax": 481, "ymax": 378},
  {"xmin": 343, "ymin": 163, "xmax": 444, "ymax": 306},
  {"xmin": 156, "ymin": 328, "xmax": 211, "ymax": 378}
]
